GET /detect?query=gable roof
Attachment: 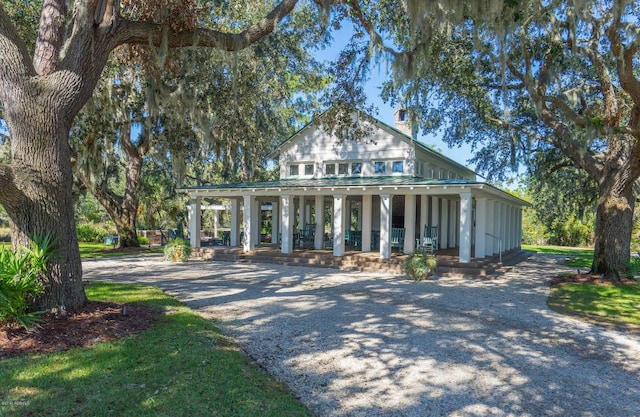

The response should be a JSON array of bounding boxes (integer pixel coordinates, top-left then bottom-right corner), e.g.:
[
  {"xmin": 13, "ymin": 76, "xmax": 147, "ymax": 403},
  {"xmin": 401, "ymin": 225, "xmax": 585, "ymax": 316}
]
[{"xmin": 268, "ymin": 105, "xmax": 476, "ymax": 178}]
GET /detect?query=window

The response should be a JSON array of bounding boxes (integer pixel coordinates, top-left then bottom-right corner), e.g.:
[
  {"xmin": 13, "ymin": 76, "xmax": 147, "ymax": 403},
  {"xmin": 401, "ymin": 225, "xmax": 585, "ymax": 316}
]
[
  {"xmin": 304, "ymin": 164, "xmax": 314, "ymax": 176},
  {"xmin": 325, "ymin": 163, "xmax": 336, "ymax": 175},
  {"xmin": 289, "ymin": 165, "xmax": 299, "ymax": 176},
  {"xmin": 351, "ymin": 162, "xmax": 362, "ymax": 175},
  {"xmin": 392, "ymin": 161, "xmax": 404, "ymax": 173},
  {"xmin": 374, "ymin": 161, "xmax": 386, "ymax": 174},
  {"xmin": 338, "ymin": 163, "xmax": 349, "ymax": 175}
]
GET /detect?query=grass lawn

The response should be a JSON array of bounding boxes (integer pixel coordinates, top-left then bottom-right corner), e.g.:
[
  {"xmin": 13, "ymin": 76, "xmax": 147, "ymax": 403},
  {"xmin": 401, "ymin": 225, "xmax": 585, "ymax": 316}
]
[
  {"xmin": 526, "ymin": 245, "xmax": 640, "ymax": 331},
  {"xmin": 548, "ymin": 282, "xmax": 640, "ymax": 331},
  {"xmin": 0, "ymin": 282, "xmax": 312, "ymax": 417},
  {"xmin": 78, "ymin": 242, "xmax": 164, "ymax": 259},
  {"xmin": 523, "ymin": 244, "xmax": 593, "ymax": 268}
]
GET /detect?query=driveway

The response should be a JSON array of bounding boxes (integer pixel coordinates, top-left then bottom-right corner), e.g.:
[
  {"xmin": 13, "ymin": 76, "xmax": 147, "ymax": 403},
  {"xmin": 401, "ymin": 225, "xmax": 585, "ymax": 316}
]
[{"xmin": 83, "ymin": 254, "xmax": 640, "ymax": 417}]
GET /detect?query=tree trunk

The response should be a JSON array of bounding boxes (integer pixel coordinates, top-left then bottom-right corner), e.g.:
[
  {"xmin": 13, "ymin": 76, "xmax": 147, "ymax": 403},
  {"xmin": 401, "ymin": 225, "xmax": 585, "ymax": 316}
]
[
  {"xmin": 4, "ymin": 104, "xmax": 87, "ymax": 313},
  {"xmin": 591, "ymin": 178, "xmax": 635, "ymax": 281}
]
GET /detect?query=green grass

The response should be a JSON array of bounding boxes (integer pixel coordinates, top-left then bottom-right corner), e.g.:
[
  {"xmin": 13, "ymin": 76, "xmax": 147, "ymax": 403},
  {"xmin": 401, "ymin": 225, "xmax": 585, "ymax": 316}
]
[
  {"xmin": 549, "ymin": 282, "xmax": 640, "ymax": 331},
  {"xmin": 523, "ymin": 244, "xmax": 593, "ymax": 268},
  {"xmin": 78, "ymin": 242, "xmax": 163, "ymax": 259},
  {"xmin": 0, "ymin": 282, "xmax": 312, "ymax": 417}
]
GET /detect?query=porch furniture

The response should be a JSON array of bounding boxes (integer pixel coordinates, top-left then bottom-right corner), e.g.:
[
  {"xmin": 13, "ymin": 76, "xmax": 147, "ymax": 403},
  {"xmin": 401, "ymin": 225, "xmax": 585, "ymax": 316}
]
[
  {"xmin": 299, "ymin": 223, "xmax": 315, "ymax": 248},
  {"xmin": 417, "ymin": 225, "xmax": 438, "ymax": 255},
  {"xmin": 390, "ymin": 227, "xmax": 405, "ymax": 254},
  {"xmin": 349, "ymin": 231, "xmax": 362, "ymax": 250}
]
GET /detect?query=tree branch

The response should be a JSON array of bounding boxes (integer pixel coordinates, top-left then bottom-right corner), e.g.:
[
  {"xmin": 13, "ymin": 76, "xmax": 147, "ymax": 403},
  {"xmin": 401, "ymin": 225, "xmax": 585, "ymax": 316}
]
[
  {"xmin": 33, "ymin": 0, "xmax": 68, "ymax": 76},
  {"xmin": 112, "ymin": 0, "xmax": 299, "ymax": 51},
  {"xmin": 0, "ymin": 4, "xmax": 36, "ymax": 92}
]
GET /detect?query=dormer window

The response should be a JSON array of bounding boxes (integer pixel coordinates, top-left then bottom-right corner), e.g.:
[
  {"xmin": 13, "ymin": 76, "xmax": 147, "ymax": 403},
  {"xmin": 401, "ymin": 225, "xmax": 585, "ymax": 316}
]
[
  {"xmin": 289, "ymin": 165, "xmax": 299, "ymax": 176},
  {"xmin": 374, "ymin": 161, "xmax": 386, "ymax": 174},
  {"xmin": 351, "ymin": 162, "xmax": 362, "ymax": 175},
  {"xmin": 304, "ymin": 164, "xmax": 314, "ymax": 176},
  {"xmin": 392, "ymin": 161, "xmax": 404, "ymax": 174},
  {"xmin": 338, "ymin": 163, "xmax": 348, "ymax": 175},
  {"xmin": 325, "ymin": 163, "xmax": 336, "ymax": 176}
]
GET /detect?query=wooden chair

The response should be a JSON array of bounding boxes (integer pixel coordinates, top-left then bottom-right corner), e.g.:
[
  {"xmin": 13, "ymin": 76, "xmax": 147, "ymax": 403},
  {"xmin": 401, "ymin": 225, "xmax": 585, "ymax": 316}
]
[
  {"xmin": 417, "ymin": 225, "xmax": 438, "ymax": 255},
  {"xmin": 390, "ymin": 227, "xmax": 405, "ymax": 254}
]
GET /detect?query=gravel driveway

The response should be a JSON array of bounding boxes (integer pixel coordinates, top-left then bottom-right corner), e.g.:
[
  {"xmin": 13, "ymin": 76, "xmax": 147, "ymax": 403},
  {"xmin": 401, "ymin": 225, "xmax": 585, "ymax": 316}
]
[{"xmin": 83, "ymin": 254, "xmax": 640, "ymax": 417}]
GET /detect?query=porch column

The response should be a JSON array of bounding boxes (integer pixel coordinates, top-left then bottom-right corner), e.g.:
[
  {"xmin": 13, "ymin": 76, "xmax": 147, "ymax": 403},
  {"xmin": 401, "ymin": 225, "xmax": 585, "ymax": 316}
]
[
  {"xmin": 380, "ymin": 194, "xmax": 392, "ymax": 259},
  {"xmin": 213, "ymin": 210, "xmax": 219, "ymax": 238},
  {"xmin": 501, "ymin": 202, "xmax": 507, "ymax": 252},
  {"xmin": 333, "ymin": 194, "xmax": 346, "ymax": 257},
  {"xmin": 493, "ymin": 202, "xmax": 501, "ymax": 255},
  {"xmin": 431, "ymin": 196, "xmax": 439, "ymax": 230},
  {"xmin": 404, "ymin": 194, "xmax": 416, "ymax": 254},
  {"xmin": 243, "ymin": 195, "xmax": 256, "ymax": 252},
  {"xmin": 188, "ymin": 196, "xmax": 201, "ymax": 248},
  {"xmin": 314, "ymin": 195, "xmax": 324, "ymax": 249},
  {"xmin": 449, "ymin": 200, "xmax": 457, "ymax": 248},
  {"xmin": 475, "ymin": 197, "xmax": 488, "ymax": 259},
  {"xmin": 361, "ymin": 194, "xmax": 372, "ymax": 251},
  {"xmin": 440, "ymin": 199, "xmax": 449, "ymax": 249},
  {"xmin": 459, "ymin": 191, "xmax": 472, "ymax": 263},
  {"xmin": 281, "ymin": 195, "xmax": 294, "ymax": 254},
  {"xmin": 486, "ymin": 200, "xmax": 495, "ymax": 255},
  {"xmin": 420, "ymin": 195, "xmax": 428, "ymax": 239},
  {"xmin": 271, "ymin": 200, "xmax": 279, "ymax": 244},
  {"xmin": 230, "ymin": 198, "xmax": 241, "ymax": 246}
]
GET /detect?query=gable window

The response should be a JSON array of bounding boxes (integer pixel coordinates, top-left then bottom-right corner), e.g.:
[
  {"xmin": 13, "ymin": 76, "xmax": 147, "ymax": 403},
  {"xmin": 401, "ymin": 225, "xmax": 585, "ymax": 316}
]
[
  {"xmin": 351, "ymin": 162, "xmax": 362, "ymax": 175},
  {"xmin": 338, "ymin": 163, "xmax": 349, "ymax": 175},
  {"xmin": 392, "ymin": 161, "xmax": 404, "ymax": 174},
  {"xmin": 325, "ymin": 163, "xmax": 336, "ymax": 176},
  {"xmin": 374, "ymin": 161, "xmax": 386, "ymax": 174},
  {"xmin": 289, "ymin": 165, "xmax": 299, "ymax": 176},
  {"xmin": 304, "ymin": 164, "xmax": 314, "ymax": 176}
]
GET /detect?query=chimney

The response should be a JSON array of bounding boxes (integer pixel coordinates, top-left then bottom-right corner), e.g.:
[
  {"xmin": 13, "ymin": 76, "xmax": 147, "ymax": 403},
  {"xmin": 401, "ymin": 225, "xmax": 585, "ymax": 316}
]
[{"xmin": 394, "ymin": 108, "xmax": 417, "ymax": 139}]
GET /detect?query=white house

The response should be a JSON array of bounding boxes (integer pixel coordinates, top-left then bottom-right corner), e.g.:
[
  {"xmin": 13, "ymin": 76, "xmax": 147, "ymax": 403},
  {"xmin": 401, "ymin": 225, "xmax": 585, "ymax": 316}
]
[{"xmin": 180, "ymin": 108, "xmax": 526, "ymax": 263}]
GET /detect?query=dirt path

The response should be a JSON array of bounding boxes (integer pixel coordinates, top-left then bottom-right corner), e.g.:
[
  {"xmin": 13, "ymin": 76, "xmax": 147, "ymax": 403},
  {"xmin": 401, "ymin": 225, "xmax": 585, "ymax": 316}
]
[{"xmin": 84, "ymin": 254, "xmax": 640, "ymax": 416}]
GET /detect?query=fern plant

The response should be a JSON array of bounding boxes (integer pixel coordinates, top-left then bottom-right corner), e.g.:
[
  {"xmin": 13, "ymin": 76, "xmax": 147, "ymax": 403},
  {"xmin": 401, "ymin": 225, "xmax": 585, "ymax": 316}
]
[
  {"xmin": 164, "ymin": 237, "xmax": 192, "ymax": 262},
  {"xmin": 0, "ymin": 233, "xmax": 56, "ymax": 328}
]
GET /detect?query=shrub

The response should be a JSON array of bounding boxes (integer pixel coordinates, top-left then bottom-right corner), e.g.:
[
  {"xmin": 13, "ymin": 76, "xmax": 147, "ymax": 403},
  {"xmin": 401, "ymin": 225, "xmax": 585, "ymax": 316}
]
[
  {"xmin": 0, "ymin": 233, "xmax": 55, "ymax": 328},
  {"xmin": 627, "ymin": 256, "xmax": 640, "ymax": 280},
  {"xmin": 405, "ymin": 252, "xmax": 437, "ymax": 281},
  {"xmin": 0, "ymin": 227, "xmax": 9, "ymax": 242},
  {"xmin": 76, "ymin": 223, "xmax": 110, "ymax": 243},
  {"xmin": 138, "ymin": 235, "xmax": 150, "ymax": 245},
  {"xmin": 164, "ymin": 237, "xmax": 192, "ymax": 262}
]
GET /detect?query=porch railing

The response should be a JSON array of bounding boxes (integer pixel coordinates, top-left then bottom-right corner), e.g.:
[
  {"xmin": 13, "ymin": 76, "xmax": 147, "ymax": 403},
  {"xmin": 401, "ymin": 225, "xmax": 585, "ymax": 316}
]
[{"xmin": 485, "ymin": 233, "xmax": 503, "ymax": 264}]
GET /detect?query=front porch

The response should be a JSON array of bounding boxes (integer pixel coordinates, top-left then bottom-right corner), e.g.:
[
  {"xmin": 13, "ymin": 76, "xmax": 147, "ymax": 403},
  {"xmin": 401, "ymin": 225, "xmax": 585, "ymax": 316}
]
[{"xmin": 191, "ymin": 245, "xmax": 530, "ymax": 277}]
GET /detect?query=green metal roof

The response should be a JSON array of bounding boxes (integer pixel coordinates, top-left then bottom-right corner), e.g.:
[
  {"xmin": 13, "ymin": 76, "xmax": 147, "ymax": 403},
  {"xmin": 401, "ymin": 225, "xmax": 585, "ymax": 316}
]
[{"xmin": 180, "ymin": 176, "xmax": 478, "ymax": 190}]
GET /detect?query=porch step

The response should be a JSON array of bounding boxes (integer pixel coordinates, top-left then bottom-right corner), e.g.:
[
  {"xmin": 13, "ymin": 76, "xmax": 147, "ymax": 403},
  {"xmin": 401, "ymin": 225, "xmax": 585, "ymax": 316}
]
[{"xmin": 190, "ymin": 247, "xmax": 530, "ymax": 277}]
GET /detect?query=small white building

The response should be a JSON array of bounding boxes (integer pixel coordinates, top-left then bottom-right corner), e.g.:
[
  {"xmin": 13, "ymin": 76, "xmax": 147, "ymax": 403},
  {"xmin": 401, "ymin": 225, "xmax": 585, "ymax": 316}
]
[{"xmin": 181, "ymin": 108, "xmax": 526, "ymax": 263}]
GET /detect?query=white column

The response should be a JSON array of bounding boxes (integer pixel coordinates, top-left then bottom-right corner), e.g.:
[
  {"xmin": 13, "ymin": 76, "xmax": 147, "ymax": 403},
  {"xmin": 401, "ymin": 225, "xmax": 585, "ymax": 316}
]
[
  {"xmin": 230, "ymin": 198, "xmax": 241, "ymax": 246},
  {"xmin": 493, "ymin": 202, "xmax": 501, "ymax": 255},
  {"xmin": 213, "ymin": 210, "xmax": 219, "ymax": 238},
  {"xmin": 380, "ymin": 194, "xmax": 392, "ymax": 259},
  {"xmin": 431, "ymin": 196, "xmax": 439, "ymax": 229},
  {"xmin": 243, "ymin": 195, "xmax": 255, "ymax": 252},
  {"xmin": 486, "ymin": 200, "xmax": 495, "ymax": 255},
  {"xmin": 281, "ymin": 195, "xmax": 293, "ymax": 254},
  {"xmin": 475, "ymin": 198, "xmax": 487, "ymax": 259},
  {"xmin": 314, "ymin": 195, "xmax": 324, "ymax": 249},
  {"xmin": 459, "ymin": 192, "xmax": 472, "ymax": 263},
  {"xmin": 271, "ymin": 200, "xmax": 279, "ymax": 244},
  {"xmin": 188, "ymin": 196, "xmax": 201, "ymax": 248},
  {"xmin": 333, "ymin": 194, "xmax": 346, "ymax": 257},
  {"xmin": 404, "ymin": 194, "xmax": 416, "ymax": 254},
  {"xmin": 362, "ymin": 194, "xmax": 372, "ymax": 251},
  {"xmin": 440, "ymin": 199, "xmax": 449, "ymax": 249},
  {"xmin": 420, "ymin": 195, "xmax": 428, "ymax": 240},
  {"xmin": 501, "ymin": 202, "xmax": 507, "ymax": 252},
  {"xmin": 253, "ymin": 198, "xmax": 261, "ymax": 246}
]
